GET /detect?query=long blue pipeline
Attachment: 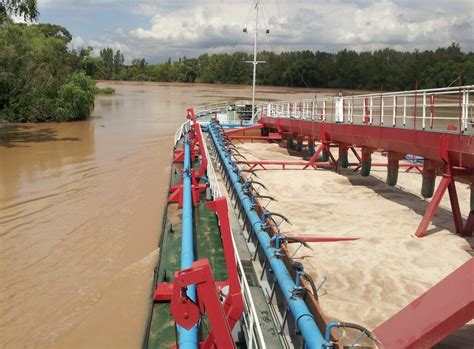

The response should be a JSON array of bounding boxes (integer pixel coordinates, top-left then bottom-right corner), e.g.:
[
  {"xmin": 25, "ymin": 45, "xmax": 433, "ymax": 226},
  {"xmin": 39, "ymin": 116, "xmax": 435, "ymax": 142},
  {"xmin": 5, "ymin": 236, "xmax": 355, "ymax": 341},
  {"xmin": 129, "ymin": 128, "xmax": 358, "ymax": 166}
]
[
  {"xmin": 219, "ymin": 123, "xmax": 256, "ymax": 128},
  {"xmin": 178, "ymin": 134, "xmax": 198, "ymax": 348},
  {"xmin": 208, "ymin": 122, "xmax": 328, "ymax": 349}
]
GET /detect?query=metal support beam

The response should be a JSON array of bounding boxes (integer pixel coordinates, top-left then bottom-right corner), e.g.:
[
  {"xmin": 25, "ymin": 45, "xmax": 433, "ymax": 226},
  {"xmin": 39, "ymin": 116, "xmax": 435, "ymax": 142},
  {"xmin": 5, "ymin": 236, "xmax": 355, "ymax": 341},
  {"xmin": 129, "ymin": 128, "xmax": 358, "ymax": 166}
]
[{"xmin": 374, "ymin": 258, "xmax": 474, "ymax": 348}]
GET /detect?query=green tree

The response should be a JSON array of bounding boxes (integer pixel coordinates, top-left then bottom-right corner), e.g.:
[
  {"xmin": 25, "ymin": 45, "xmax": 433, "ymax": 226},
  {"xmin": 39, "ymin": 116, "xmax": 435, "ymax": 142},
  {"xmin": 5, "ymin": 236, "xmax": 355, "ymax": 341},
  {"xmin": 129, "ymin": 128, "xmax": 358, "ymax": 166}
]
[
  {"xmin": 99, "ymin": 47, "xmax": 114, "ymax": 79},
  {"xmin": 0, "ymin": 22, "xmax": 97, "ymax": 122},
  {"xmin": 113, "ymin": 49, "xmax": 124, "ymax": 79},
  {"xmin": 87, "ymin": 43, "xmax": 473, "ymax": 89},
  {"xmin": 0, "ymin": 0, "xmax": 38, "ymax": 23},
  {"xmin": 128, "ymin": 58, "xmax": 149, "ymax": 81},
  {"xmin": 56, "ymin": 70, "xmax": 95, "ymax": 121}
]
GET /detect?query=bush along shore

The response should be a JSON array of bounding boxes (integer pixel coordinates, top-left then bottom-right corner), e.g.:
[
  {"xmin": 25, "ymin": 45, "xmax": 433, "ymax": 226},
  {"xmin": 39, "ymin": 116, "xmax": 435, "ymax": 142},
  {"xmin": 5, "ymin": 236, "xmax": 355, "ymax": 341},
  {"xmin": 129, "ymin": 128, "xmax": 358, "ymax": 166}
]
[{"xmin": 0, "ymin": 22, "xmax": 97, "ymax": 122}]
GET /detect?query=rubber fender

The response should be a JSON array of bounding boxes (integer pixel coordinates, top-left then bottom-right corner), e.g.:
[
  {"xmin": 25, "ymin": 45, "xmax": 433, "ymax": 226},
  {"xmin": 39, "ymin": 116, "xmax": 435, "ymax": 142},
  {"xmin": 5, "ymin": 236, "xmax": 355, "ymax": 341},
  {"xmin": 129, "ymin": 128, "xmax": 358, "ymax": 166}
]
[
  {"xmin": 296, "ymin": 141, "xmax": 303, "ymax": 152},
  {"xmin": 361, "ymin": 159, "xmax": 372, "ymax": 177},
  {"xmin": 287, "ymin": 138, "xmax": 295, "ymax": 150},
  {"xmin": 386, "ymin": 168, "xmax": 398, "ymax": 186},
  {"xmin": 317, "ymin": 149, "xmax": 329, "ymax": 162},
  {"xmin": 421, "ymin": 177, "xmax": 436, "ymax": 199},
  {"xmin": 339, "ymin": 153, "xmax": 349, "ymax": 168}
]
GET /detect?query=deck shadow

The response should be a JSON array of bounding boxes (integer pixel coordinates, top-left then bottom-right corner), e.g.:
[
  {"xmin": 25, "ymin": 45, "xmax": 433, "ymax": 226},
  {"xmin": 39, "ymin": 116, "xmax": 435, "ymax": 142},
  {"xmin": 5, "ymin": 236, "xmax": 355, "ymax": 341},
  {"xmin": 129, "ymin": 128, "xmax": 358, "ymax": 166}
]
[
  {"xmin": 275, "ymin": 142, "xmax": 468, "ymax": 236},
  {"xmin": 341, "ymin": 169, "xmax": 468, "ymax": 236}
]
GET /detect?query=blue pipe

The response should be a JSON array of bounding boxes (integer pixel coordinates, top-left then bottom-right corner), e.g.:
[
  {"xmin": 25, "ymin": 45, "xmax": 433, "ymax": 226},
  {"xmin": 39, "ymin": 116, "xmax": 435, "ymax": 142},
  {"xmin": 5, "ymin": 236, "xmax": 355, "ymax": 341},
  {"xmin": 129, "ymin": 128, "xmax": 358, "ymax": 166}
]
[
  {"xmin": 178, "ymin": 134, "xmax": 198, "ymax": 348},
  {"xmin": 219, "ymin": 123, "xmax": 256, "ymax": 128},
  {"xmin": 324, "ymin": 322, "xmax": 339, "ymax": 344},
  {"xmin": 208, "ymin": 122, "xmax": 328, "ymax": 349}
]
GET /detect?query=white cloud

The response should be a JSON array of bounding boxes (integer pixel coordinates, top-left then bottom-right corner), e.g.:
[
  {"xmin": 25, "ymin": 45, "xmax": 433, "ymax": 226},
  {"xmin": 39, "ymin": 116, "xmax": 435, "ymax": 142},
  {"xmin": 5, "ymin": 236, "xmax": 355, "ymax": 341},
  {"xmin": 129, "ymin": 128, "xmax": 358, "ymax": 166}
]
[{"xmin": 49, "ymin": 0, "xmax": 474, "ymax": 62}]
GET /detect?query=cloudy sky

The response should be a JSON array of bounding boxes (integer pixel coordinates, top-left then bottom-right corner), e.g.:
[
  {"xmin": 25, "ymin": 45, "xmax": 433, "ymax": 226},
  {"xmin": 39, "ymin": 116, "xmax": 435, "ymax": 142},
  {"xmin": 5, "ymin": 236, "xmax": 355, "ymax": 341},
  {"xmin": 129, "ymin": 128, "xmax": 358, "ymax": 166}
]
[{"xmin": 37, "ymin": 0, "xmax": 474, "ymax": 63}]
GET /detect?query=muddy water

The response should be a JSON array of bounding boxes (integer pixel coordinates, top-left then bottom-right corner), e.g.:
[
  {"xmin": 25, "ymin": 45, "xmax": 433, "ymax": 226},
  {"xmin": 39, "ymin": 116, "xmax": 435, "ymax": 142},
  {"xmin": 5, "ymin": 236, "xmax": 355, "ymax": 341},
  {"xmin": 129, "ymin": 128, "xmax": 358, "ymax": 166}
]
[{"xmin": 0, "ymin": 81, "xmax": 321, "ymax": 348}]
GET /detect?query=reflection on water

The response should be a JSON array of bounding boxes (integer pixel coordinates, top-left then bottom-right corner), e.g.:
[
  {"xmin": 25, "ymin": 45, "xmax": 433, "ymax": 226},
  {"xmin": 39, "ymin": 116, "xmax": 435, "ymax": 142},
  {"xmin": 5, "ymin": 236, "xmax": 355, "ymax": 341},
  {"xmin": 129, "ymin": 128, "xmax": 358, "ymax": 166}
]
[{"xmin": 0, "ymin": 81, "xmax": 320, "ymax": 348}]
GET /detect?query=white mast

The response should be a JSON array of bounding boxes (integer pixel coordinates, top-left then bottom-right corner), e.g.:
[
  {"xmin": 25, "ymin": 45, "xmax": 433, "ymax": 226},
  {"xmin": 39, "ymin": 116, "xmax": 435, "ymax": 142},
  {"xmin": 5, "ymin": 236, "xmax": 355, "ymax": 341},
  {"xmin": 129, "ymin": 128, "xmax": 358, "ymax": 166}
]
[
  {"xmin": 251, "ymin": 0, "xmax": 259, "ymax": 121},
  {"xmin": 245, "ymin": 0, "xmax": 267, "ymax": 122}
]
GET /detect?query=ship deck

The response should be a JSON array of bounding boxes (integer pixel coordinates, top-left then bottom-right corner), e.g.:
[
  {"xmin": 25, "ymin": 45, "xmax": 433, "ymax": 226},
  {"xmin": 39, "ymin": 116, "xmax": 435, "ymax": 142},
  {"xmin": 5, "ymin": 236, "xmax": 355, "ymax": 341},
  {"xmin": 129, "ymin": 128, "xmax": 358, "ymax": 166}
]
[{"xmin": 144, "ymin": 136, "xmax": 283, "ymax": 348}]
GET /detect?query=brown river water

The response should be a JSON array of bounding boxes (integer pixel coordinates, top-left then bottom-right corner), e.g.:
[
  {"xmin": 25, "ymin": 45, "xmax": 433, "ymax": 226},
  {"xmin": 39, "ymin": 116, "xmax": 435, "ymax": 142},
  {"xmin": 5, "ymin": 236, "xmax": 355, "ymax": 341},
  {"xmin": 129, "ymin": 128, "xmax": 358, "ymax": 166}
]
[{"xmin": 0, "ymin": 81, "xmax": 321, "ymax": 348}]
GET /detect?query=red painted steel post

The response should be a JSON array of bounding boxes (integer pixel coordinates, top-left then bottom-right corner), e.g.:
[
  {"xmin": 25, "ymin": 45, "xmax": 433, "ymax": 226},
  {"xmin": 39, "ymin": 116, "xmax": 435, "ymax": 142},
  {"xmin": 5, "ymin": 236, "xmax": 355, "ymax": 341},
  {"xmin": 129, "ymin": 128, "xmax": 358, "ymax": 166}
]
[
  {"xmin": 205, "ymin": 198, "xmax": 244, "ymax": 331},
  {"xmin": 415, "ymin": 175, "xmax": 451, "ymax": 237},
  {"xmin": 303, "ymin": 143, "xmax": 325, "ymax": 169},
  {"xmin": 447, "ymin": 177, "xmax": 463, "ymax": 235},
  {"xmin": 462, "ymin": 179, "xmax": 474, "ymax": 236}
]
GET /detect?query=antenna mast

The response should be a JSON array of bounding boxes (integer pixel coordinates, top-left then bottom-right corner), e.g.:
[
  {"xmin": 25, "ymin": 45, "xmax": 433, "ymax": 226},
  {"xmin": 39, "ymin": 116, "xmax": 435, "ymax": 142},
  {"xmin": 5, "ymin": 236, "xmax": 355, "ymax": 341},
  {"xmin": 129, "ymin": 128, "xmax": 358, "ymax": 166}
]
[{"xmin": 244, "ymin": 0, "xmax": 268, "ymax": 122}]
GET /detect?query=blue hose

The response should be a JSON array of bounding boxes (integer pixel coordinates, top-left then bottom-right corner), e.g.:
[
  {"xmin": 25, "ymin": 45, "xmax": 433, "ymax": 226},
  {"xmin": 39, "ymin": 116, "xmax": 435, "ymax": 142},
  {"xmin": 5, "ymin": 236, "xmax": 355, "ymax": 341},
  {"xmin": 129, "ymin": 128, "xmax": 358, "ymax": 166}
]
[
  {"xmin": 208, "ymin": 122, "xmax": 328, "ymax": 349},
  {"xmin": 178, "ymin": 134, "xmax": 198, "ymax": 348}
]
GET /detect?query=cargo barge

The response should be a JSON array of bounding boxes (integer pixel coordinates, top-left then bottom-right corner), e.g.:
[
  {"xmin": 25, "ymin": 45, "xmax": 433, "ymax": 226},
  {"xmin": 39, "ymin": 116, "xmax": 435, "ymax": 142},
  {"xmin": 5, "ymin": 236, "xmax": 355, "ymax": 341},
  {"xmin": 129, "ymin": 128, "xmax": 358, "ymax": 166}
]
[{"xmin": 143, "ymin": 83, "xmax": 473, "ymax": 349}]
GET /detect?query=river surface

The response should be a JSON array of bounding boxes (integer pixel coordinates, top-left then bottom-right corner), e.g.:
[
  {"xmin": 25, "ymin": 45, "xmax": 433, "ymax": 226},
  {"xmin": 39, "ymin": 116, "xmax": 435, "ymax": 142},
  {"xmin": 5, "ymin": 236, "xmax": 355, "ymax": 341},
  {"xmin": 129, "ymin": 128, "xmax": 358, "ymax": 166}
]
[{"xmin": 0, "ymin": 81, "xmax": 321, "ymax": 348}]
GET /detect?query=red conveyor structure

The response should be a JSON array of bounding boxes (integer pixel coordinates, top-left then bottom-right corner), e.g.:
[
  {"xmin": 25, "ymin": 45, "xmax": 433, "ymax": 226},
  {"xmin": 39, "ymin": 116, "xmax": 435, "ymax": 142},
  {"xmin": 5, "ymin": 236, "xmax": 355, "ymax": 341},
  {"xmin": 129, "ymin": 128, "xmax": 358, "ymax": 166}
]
[
  {"xmin": 255, "ymin": 85, "xmax": 473, "ymax": 237},
  {"xmin": 220, "ymin": 85, "xmax": 473, "ymax": 347}
]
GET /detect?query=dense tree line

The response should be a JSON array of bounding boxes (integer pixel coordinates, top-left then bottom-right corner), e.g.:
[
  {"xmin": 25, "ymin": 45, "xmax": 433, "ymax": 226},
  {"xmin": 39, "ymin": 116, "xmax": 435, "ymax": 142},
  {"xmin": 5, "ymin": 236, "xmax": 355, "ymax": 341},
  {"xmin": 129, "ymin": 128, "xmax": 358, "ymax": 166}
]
[
  {"xmin": 91, "ymin": 44, "xmax": 473, "ymax": 91},
  {"xmin": 1, "ymin": 1, "xmax": 473, "ymax": 123}
]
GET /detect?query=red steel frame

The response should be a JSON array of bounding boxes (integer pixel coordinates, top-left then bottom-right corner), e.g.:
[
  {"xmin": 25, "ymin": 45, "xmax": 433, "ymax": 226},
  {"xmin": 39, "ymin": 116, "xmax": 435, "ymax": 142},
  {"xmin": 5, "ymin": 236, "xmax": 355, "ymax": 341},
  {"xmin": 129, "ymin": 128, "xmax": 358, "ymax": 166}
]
[
  {"xmin": 373, "ymin": 258, "xmax": 474, "ymax": 349},
  {"xmin": 255, "ymin": 117, "xmax": 473, "ymax": 237},
  {"xmin": 168, "ymin": 109, "xmax": 208, "ymax": 207},
  {"xmin": 155, "ymin": 197, "xmax": 243, "ymax": 348},
  {"xmin": 224, "ymin": 118, "xmax": 473, "ymax": 347},
  {"xmin": 170, "ymin": 259, "xmax": 235, "ymax": 348},
  {"xmin": 260, "ymin": 118, "xmax": 474, "ymax": 168}
]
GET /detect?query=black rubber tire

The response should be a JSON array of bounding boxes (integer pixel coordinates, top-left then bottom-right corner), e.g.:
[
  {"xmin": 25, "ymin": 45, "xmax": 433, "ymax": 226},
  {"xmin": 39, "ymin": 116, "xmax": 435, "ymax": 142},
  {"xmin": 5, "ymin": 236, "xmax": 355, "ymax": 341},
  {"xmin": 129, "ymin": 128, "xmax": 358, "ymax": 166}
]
[
  {"xmin": 386, "ymin": 168, "xmax": 398, "ymax": 186},
  {"xmin": 318, "ymin": 149, "xmax": 329, "ymax": 162},
  {"xmin": 339, "ymin": 154, "xmax": 349, "ymax": 168},
  {"xmin": 287, "ymin": 138, "xmax": 294, "ymax": 150},
  {"xmin": 421, "ymin": 178, "xmax": 436, "ymax": 199},
  {"xmin": 361, "ymin": 159, "xmax": 371, "ymax": 177}
]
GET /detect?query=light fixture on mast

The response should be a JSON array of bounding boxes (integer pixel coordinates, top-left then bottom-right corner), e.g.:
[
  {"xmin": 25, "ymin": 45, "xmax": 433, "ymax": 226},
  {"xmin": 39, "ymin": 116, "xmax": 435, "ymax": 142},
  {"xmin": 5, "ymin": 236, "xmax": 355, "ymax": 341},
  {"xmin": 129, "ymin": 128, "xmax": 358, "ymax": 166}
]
[{"xmin": 243, "ymin": 0, "xmax": 270, "ymax": 123}]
